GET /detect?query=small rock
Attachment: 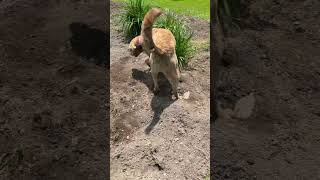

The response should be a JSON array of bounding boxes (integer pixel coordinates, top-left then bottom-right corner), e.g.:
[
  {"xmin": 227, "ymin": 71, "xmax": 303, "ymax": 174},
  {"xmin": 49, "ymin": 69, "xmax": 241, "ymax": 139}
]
[
  {"xmin": 183, "ymin": 91, "xmax": 190, "ymax": 99},
  {"xmin": 21, "ymin": 82, "xmax": 28, "ymax": 87},
  {"xmin": 295, "ymin": 27, "xmax": 305, "ymax": 33},
  {"xmin": 89, "ymin": 91, "xmax": 96, "ymax": 95},
  {"xmin": 224, "ymin": 172, "xmax": 230, "ymax": 178},
  {"xmin": 18, "ymin": 129, "xmax": 25, "ymax": 135},
  {"xmin": 71, "ymin": 137, "xmax": 79, "ymax": 146},
  {"xmin": 59, "ymin": 47, "xmax": 66, "ymax": 52},
  {"xmin": 32, "ymin": 156, "xmax": 37, "ymax": 161},
  {"xmin": 261, "ymin": 54, "xmax": 268, "ymax": 59},
  {"xmin": 178, "ymin": 127, "xmax": 186, "ymax": 134},
  {"xmin": 115, "ymin": 154, "xmax": 121, "ymax": 159},
  {"xmin": 70, "ymin": 86, "xmax": 80, "ymax": 94},
  {"xmin": 54, "ymin": 154, "xmax": 60, "ymax": 161},
  {"xmin": 293, "ymin": 21, "xmax": 300, "ymax": 26},
  {"xmin": 179, "ymin": 72, "xmax": 189, "ymax": 82},
  {"xmin": 26, "ymin": 76, "xmax": 33, "ymax": 81},
  {"xmin": 33, "ymin": 113, "xmax": 42, "ymax": 122},
  {"xmin": 233, "ymin": 93, "xmax": 255, "ymax": 119},
  {"xmin": 247, "ymin": 159, "xmax": 255, "ymax": 165},
  {"xmin": 82, "ymin": 122, "xmax": 87, "ymax": 127},
  {"xmin": 271, "ymin": 139, "xmax": 279, "ymax": 146},
  {"xmin": 284, "ymin": 158, "xmax": 293, "ymax": 164},
  {"xmin": 231, "ymin": 164, "xmax": 242, "ymax": 171}
]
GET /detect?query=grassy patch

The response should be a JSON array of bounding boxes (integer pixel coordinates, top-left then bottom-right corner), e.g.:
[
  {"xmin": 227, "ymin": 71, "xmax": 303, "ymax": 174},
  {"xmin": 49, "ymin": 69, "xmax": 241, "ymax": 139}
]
[
  {"xmin": 154, "ymin": 9, "xmax": 194, "ymax": 68},
  {"xmin": 114, "ymin": 0, "xmax": 209, "ymax": 20},
  {"xmin": 118, "ymin": 0, "xmax": 195, "ymax": 68},
  {"xmin": 0, "ymin": 148, "xmax": 24, "ymax": 171},
  {"xmin": 218, "ymin": 0, "xmax": 242, "ymax": 30},
  {"xmin": 119, "ymin": 0, "xmax": 150, "ymax": 40},
  {"xmin": 193, "ymin": 39, "xmax": 209, "ymax": 52}
]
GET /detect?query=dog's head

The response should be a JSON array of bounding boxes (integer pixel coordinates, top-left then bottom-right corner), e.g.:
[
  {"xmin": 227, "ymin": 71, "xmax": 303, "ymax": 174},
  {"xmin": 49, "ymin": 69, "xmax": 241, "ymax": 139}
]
[{"xmin": 129, "ymin": 35, "xmax": 143, "ymax": 57}]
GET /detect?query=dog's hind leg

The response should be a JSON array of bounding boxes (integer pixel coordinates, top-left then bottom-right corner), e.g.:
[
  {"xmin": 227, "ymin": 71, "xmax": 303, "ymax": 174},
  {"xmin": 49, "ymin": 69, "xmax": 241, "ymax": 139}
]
[
  {"xmin": 144, "ymin": 57, "xmax": 151, "ymax": 70},
  {"xmin": 151, "ymin": 71, "xmax": 160, "ymax": 93},
  {"xmin": 150, "ymin": 55, "xmax": 160, "ymax": 93},
  {"xmin": 166, "ymin": 71, "xmax": 179, "ymax": 99}
]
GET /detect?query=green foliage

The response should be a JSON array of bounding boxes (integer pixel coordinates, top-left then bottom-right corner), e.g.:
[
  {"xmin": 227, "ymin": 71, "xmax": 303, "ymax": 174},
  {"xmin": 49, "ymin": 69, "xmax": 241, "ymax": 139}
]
[
  {"xmin": 0, "ymin": 148, "xmax": 24, "ymax": 171},
  {"xmin": 119, "ymin": 0, "xmax": 150, "ymax": 41},
  {"xmin": 119, "ymin": 0, "xmax": 194, "ymax": 68},
  {"xmin": 218, "ymin": 0, "xmax": 241, "ymax": 29},
  {"xmin": 114, "ymin": 0, "xmax": 210, "ymax": 20},
  {"xmin": 154, "ymin": 9, "xmax": 194, "ymax": 68}
]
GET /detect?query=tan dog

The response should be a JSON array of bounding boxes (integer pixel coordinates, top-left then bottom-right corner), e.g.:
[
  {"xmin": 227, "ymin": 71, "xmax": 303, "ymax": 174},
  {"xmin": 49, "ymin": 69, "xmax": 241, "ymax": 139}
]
[{"xmin": 129, "ymin": 8, "xmax": 180, "ymax": 99}]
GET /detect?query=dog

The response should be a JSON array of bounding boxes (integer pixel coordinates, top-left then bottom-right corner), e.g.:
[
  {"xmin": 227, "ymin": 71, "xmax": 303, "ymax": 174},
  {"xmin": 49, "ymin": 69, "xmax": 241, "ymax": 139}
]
[{"xmin": 129, "ymin": 8, "xmax": 180, "ymax": 99}]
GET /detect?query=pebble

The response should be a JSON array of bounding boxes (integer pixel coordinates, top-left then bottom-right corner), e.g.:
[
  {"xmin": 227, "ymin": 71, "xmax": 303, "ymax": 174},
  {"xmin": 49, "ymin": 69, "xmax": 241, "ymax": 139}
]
[
  {"xmin": 261, "ymin": 54, "xmax": 268, "ymax": 59},
  {"xmin": 293, "ymin": 21, "xmax": 300, "ymax": 26},
  {"xmin": 247, "ymin": 159, "xmax": 255, "ymax": 165}
]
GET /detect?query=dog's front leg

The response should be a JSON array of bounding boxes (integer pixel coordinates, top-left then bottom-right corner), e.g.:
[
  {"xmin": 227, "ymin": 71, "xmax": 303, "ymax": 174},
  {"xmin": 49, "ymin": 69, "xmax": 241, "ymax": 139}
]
[{"xmin": 166, "ymin": 72, "xmax": 179, "ymax": 100}]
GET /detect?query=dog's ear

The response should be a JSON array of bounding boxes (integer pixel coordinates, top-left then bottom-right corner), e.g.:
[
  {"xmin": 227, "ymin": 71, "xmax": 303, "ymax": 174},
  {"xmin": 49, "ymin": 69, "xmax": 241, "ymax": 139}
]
[
  {"xmin": 129, "ymin": 36, "xmax": 143, "ymax": 57},
  {"xmin": 129, "ymin": 36, "xmax": 142, "ymax": 49}
]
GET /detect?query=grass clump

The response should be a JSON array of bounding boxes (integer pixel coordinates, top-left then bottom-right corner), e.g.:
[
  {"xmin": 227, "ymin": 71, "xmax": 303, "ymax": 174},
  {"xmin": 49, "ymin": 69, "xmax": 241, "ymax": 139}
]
[
  {"xmin": 154, "ymin": 9, "xmax": 194, "ymax": 68},
  {"xmin": 218, "ymin": 0, "xmax": 241, "ymax": 30},
  {"xmin": 119, "ymin": 0, "xmax": 150, "ymax": 40},
  {"xmin": 114, "ymin": 0, "xmax": 209, "ymax": 20},
  {"xmin": 119, "ymin": 0, "xmax": 194, "ymax": 68}
]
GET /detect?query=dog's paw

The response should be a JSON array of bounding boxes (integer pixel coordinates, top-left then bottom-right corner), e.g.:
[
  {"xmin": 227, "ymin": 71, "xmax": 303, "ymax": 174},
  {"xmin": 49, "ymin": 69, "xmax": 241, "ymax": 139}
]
[
  {"xmin": 145, "ymin": 58, "xmax": 151, "ymax": 66},
  {"xmin": 170, "ymin": 96, "xmax": 179, "ymax": 100},
  {"xmin": 170, "ymin": 93, "xmax": 180, "ymax": 100}
]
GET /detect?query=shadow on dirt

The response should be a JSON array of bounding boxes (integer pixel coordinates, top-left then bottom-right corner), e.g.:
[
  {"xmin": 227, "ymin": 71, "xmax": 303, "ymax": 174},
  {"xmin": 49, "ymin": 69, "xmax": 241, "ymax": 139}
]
[
  {"xmin": 69, "ymin": 22, "xmax": 107, "ymax": 67},
  {"xmin": 132, "ymin": 68, "xmax": 176, "ymax": 134}
]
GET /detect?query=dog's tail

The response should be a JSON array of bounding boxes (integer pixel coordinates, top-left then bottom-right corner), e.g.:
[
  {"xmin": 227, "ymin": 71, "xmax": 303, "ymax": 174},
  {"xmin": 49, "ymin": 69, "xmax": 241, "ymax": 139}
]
[{"xmin": 141, "ymin": 8, "xmax": 163, "ymax": 54}]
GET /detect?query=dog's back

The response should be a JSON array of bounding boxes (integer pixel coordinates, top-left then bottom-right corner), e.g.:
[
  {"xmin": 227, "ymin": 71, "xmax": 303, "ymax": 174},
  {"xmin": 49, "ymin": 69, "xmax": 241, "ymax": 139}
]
[
  {"xmin": 141, "ymin": 8, "xmax": 176, "ymax": 56},
  {"xmin": 152, "ymin": 28, "xmax": 176, "ymax": 55}
]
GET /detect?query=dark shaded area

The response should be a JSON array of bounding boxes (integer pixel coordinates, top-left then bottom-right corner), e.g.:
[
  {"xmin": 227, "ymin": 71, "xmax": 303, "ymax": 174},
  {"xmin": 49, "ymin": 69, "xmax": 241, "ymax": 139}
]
[
  {"xmin": 212, "ymin": 0, "xmax": 320, "ymax": 179},
  {"xmin": 132, "ymin": 69, "xmax": 176, "ymax": 134},
  {"xmin": 69, "ymin": 22, "xmax": 107, "ymax": 67},
  {"xmin": 146, "ymin": 96, "xmax": 176, "ymax": 134},
  {"xmin": 132, "ymin": 69, "xmax": 153, "ymax": 90},
  {"xmin": 0, "ymin": 0, "xmax": 109, "ymax": 179}
]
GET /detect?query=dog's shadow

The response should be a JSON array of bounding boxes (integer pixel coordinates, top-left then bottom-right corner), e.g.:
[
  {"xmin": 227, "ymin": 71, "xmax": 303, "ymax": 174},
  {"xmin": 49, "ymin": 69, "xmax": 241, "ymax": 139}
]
[
  {"xmin": 69, "ymin": 22, "xmax": 108, "ymax": 67},
  {"xmin": 132, "ymin": 68, "xmax": 177, "ymax": 134}
]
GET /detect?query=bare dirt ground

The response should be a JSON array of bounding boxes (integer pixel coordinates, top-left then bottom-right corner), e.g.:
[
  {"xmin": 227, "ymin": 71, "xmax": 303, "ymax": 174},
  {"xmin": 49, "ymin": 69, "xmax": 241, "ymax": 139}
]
[
  {"xmin": 0, "ymin": 0, "xmax": 108, "ymax": 179},
  {"xmin": 1, "ymin": 0, "xmax": 319, "ymax": 179},
  {"xmin": 213, "ymin": 0, "xmax": 320, "ymax": 179},
  {"xmin": 110, "ymin": 2, "xmax": 210, "ymax": 179}
]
